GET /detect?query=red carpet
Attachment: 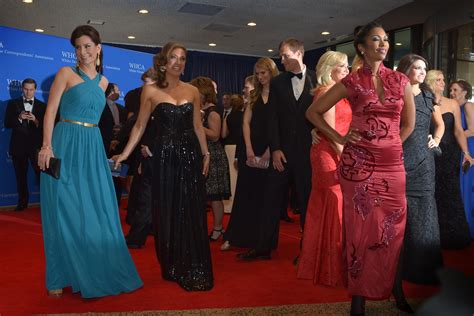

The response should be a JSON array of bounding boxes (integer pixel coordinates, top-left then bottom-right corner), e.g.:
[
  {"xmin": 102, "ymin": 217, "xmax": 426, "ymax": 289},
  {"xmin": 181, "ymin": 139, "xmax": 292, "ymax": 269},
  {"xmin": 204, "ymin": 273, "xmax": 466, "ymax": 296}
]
[{"xmin": 0, "ymin": 204, "xmax": 473, "ymax": 315}]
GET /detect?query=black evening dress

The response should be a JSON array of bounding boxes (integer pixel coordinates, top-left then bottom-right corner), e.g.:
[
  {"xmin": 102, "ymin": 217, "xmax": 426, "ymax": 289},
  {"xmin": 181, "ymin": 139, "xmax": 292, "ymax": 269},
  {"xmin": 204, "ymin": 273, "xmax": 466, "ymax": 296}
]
[
  {"xmin": 224, "ymin": 96, "xmax": 276, "ymax": 248},
  {"xmin": 151, "ymin": 102, "xmax": 213, "ymax": 291},
  {"xmin": 435, "ymin": 112, "xmax": 471, "ymax": 249},
  {"xmin": 402, "ymin": 91, "xmax": 443, "ymax": 285}
]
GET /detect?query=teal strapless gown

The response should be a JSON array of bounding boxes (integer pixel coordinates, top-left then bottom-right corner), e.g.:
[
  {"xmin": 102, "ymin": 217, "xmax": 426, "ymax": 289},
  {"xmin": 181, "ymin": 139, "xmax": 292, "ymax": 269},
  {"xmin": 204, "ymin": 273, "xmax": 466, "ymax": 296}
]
[{"xmin": 40, "ymin": 67, "xmax": 143, "ymax": 298}]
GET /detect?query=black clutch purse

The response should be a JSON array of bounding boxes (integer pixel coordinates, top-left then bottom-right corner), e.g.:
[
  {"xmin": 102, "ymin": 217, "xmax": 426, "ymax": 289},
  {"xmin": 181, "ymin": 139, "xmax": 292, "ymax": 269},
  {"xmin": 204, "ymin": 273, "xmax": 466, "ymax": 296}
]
[
  {"xmin": 36, "ymin": 150, "xmax": 61, "ymax": 179},
  {"xmin": 44, "ymin": 157, "xmax": 61, "ymax": 179}
]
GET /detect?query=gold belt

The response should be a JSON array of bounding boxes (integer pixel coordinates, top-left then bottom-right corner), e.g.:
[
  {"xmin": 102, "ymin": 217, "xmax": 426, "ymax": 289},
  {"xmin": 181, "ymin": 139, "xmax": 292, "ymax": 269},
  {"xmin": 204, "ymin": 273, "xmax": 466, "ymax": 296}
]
[{"xmin": 61, "ymin": 119, "xmax": 97, "ymax": 127}]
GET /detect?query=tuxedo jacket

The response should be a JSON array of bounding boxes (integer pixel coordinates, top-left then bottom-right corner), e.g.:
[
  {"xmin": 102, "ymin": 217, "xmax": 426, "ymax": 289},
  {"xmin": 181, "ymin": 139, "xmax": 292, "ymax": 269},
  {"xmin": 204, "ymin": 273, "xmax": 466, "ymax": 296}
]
[
  {"xmin": 267, "ymin": 70, "xmax": 316, "ymax": 162},
  {"xmin": 4, "ymin": 97, "xmax": 46, "ymax": 156},
  {"xmin": 124, "ymin": 87, "xmax": 142, "ymax": 115},
  {"xmin": 98, "ymin": 102, "xmax": 127, "ymax": 154}
]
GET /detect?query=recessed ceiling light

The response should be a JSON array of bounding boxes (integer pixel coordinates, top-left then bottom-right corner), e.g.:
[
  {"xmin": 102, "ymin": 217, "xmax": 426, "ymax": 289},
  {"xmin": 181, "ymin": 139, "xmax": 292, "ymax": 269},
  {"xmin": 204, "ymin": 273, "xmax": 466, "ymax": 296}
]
[
  {"xmin": 138, "ymin": 9, "xmax": 149, "ymax": 14},
  {"xmin": 395, "ymin": 42, "xmax": 402, "ymax": 46},
  {"xmin": 321, "ymin": 31, "xmax": 330, "ymax": 35},
  {"xmin": 209, "ymin": 43, "xmax": 216, "ymax": 47},
  {"xmin": 267, "ymin": 49, "xmax": 274, "ymax": 52},
  {"xmin": 128, "ymin": 35, "xmax": 136, "ymax": 39},
  {"xmin": 87, "ymin": 19, "xmax": 106, "ymax": 25},
  {"xmin": 247, "ymin": 22, "xmax": 257, "ymax": 27},
  {"xmin": 35, "ymin": 28, "xmax": 44, "ymax": 33},
  {"xmin": 22, "ymin": 0, "xmax": 33, "ymax": 3}
]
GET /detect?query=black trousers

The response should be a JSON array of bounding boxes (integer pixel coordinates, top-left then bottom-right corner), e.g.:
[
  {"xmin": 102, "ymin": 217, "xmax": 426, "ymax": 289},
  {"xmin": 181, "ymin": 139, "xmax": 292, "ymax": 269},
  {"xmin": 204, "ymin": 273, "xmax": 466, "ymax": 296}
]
[
  {"xmin": 126, "ymin": 158, "xmax": 153, "ymax": 246},
  {"xmin": 12, "ymin": 152, "xmax": 39, "ymax": 208},
  {"xmin": 256, "ymin": 158, "xmax": 311, "ymax": 254}
]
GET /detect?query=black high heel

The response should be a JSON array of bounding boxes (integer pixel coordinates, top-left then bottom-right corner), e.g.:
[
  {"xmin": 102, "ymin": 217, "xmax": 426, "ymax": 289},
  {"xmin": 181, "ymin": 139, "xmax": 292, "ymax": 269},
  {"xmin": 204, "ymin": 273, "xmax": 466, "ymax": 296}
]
[
  {"xmin": 391, "ymin": 248, "xmax": 414, "ymax": 314},
  {"xmin": 209, "ymin": 228, "xmax": 225, "ymax": 241},
  {"xmin": 392, "ymin": 281, "xmax": 414, "ymax": 314},
  {"xmin": 350, "ymin": 295, "xmax": 365, "ymax": 316},
  {"xmin": 394, "ymin": 297, "xmax": 414, "ymax": 314}
]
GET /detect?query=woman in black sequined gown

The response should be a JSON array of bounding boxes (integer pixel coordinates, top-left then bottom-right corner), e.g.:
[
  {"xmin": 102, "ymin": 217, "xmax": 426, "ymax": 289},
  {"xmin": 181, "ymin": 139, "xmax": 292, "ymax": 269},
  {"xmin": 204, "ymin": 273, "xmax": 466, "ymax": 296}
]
[{"xmin": 114, "ymin": 42, "xmax": 213, "ymax": 291}]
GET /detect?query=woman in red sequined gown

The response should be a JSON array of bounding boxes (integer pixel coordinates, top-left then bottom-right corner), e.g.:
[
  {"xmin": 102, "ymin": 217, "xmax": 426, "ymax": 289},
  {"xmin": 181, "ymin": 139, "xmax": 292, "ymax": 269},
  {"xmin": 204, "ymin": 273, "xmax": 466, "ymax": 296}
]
[
  {"xmin": 297, "ymin": 51, "xmax": 352, "ymax": 287},
  {"xmin": 306, "ymin": 22, "xmax": 415, "ymax": 315}
]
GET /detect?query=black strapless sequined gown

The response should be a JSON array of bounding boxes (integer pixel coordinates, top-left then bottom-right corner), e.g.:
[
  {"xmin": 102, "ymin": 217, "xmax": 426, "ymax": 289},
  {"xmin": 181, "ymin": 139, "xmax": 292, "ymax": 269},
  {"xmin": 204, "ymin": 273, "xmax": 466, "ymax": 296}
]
[{"xmin": 151, "ymin": 102, "xmax": 213, "ymax": 291}]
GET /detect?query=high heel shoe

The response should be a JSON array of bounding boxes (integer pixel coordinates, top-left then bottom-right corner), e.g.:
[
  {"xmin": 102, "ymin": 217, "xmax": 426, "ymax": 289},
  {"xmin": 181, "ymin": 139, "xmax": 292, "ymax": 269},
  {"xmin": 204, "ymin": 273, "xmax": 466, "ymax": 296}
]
[
  {"xmin": 209, "ymin": 228, "xmax": 225, "ymax": 241},
  {"xmin": 350, "ymin": 295, "xmax": 365, "ymax": 316},
  {"xmin": 47, "ymin": 289, "xmax": 63, "ymax": 297},
  {"xmin": 220, "ymin": 240, "xmax": 231, "ymax": 251},
  {"xmin": 394, "ymin": 297, "xmax": 414, "ymax": 314}
]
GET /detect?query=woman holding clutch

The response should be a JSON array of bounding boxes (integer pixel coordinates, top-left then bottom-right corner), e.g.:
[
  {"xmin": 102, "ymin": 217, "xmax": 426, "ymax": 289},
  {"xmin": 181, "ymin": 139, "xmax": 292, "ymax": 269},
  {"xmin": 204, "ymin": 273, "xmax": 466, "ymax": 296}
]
[
  {"xmin": 37, "ymin": 25, "xmax": 142, "ymax": 298},
  {"xmin": 221, "ymin": 57, "xmax": 279, "ymax": 251}
]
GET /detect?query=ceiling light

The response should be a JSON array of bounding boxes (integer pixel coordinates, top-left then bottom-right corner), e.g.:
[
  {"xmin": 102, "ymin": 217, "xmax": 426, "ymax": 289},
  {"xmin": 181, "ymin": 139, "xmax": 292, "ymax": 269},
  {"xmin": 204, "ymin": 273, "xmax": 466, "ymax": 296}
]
[
  {"xmin": 395, "ymin": 42, "xmax": 402, "ymax": 46},
  {"xmin": 22, "ymin": 0, "xmax": 33, "ymax": 3},
  {"xmin": 321, "ymin": 31, "xmax": 330, "ymax": 35},
  {"xmin": 267, "ymin": 49, "xmax": 274, "ymax": 52},
  {"xmin": 209, "ymin": 43, "xmax": 216, "ymax": 47},
  {"xmin": 35, "ymin": 29, "xmax": 44, "ymax": 33},
  {"xmin": 87, "ymin": 19, "xmax": 105, "ymax": 25},
  {"xmin": 128, "ymin": 36, "xmax": 136, "ymax": 39},
  {"xmin": 138, "ymin": 9, "xmax": 149, "ymax": 14},
  {"xmin": 247, "ymin": 22, "xmax": 257, "ymax": 27}
]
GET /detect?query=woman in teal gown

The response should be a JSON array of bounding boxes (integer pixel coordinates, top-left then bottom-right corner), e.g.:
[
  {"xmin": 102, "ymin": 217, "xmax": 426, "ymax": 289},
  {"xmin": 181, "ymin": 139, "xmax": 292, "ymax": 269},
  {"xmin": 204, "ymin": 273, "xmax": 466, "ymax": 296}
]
[{"xmin": 37, "ymin": 25, "xmax": 142, "ymax": 298}]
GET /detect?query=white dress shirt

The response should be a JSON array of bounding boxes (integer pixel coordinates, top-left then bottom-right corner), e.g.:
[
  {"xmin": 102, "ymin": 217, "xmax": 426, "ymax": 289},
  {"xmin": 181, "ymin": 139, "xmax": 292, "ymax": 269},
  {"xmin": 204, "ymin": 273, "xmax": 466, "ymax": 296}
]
[
  {"xmin": 291, "ymin": 65, "xmax": 306, "ymax": 100},
  {"xmin": 223, "ymin": 108, "xmax": 232, "ymax": 119},
  {"xmin": 19, "ymin": 97, "xmax": 34, "ymax": 123}
]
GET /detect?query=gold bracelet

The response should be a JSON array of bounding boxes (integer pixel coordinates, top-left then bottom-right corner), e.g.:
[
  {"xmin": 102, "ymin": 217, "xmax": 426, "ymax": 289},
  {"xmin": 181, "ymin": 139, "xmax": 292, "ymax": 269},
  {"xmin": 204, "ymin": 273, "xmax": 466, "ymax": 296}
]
[
  {"xmin": 433, "ymin": 136, "xmax": 441, "ymax": 141},
  {"xmin": 41, "ymin": 145, "xmax": 53, "ymax": 150}
]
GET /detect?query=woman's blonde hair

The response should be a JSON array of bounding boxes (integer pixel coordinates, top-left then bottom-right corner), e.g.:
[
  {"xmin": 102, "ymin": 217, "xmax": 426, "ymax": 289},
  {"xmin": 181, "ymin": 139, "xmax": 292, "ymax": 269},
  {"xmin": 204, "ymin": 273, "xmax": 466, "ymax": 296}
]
[
  {"xmin": 316, "ymin": 50, "xmax": 348, "ymax": 86},
  {"xmin": 425, "ymin": 70, "xmax": 444, "ymax": 94},
  {"xmin": 351, "ymin": 55, "xmax": 363, "ymax": 73},
  {"xmin": 249, "ymin": 57, "xmax": 279, "ymax": 108}
]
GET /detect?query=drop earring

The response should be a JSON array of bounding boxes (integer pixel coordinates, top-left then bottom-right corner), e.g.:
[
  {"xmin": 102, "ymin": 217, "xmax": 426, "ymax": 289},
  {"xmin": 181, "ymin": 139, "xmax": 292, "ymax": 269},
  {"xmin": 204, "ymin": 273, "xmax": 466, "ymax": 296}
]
[{"xmin": 96, "ymin": 55, "xmax": 100, "ymax": 67}]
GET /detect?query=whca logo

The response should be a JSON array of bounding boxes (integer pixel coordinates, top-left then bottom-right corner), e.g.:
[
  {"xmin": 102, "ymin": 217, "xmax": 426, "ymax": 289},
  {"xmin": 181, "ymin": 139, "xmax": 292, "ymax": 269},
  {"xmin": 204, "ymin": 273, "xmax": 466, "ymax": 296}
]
[
  {"xmin": 61, "ymin": 51, "xmax": 76, "ymax": 59},
  {"xmin": 6, "ymin": 79, "xmax": 22, "ymax": 87},
  {"xmin": 129, "ymin": 62, "xmax": 145, "ymax": 70}
]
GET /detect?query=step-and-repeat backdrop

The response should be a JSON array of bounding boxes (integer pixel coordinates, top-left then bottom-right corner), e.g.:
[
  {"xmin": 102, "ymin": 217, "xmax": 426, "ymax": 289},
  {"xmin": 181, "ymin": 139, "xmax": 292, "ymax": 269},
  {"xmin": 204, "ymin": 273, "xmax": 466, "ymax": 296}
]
[{"xmin": 0, "ymin": 26, "xmax": 153, "ymax": 207}]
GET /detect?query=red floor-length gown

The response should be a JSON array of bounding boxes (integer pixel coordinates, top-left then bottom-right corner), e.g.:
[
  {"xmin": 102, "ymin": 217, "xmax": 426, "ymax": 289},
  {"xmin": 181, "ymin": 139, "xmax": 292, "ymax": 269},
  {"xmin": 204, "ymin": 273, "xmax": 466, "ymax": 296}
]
[
  {"xmin": 338, "ymin": 63, "xmax": 409, "ymax": 299},
  {"xmin": 297, "ymin": 86, "xmax": 352, "ymax": 287}
]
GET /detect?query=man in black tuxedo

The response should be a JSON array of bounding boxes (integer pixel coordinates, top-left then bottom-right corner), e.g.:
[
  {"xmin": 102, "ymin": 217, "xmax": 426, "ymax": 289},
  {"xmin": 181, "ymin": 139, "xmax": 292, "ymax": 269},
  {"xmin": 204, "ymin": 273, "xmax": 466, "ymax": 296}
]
[
  {"xmin": 99, "ymin": 83, "xmax": 127, "ymax": 155},
  {"xmin": 238, "ymin": 38, "xmax": 315, "ymax": 260},
  {"xmin": 4, "ymin": 78, "xmax": 46, "ymax": 211}
]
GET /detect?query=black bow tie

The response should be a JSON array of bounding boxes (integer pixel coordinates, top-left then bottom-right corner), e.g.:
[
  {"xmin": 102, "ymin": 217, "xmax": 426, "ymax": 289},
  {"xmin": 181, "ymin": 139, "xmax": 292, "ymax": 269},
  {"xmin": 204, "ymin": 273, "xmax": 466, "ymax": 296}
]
[
  {"xmin": 24, "ymin": 99, "xmax": 33, "ymax": 105},
  {"xmin": 289, "ymin": 72, "xmax": 303, "ymax": 79}
]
